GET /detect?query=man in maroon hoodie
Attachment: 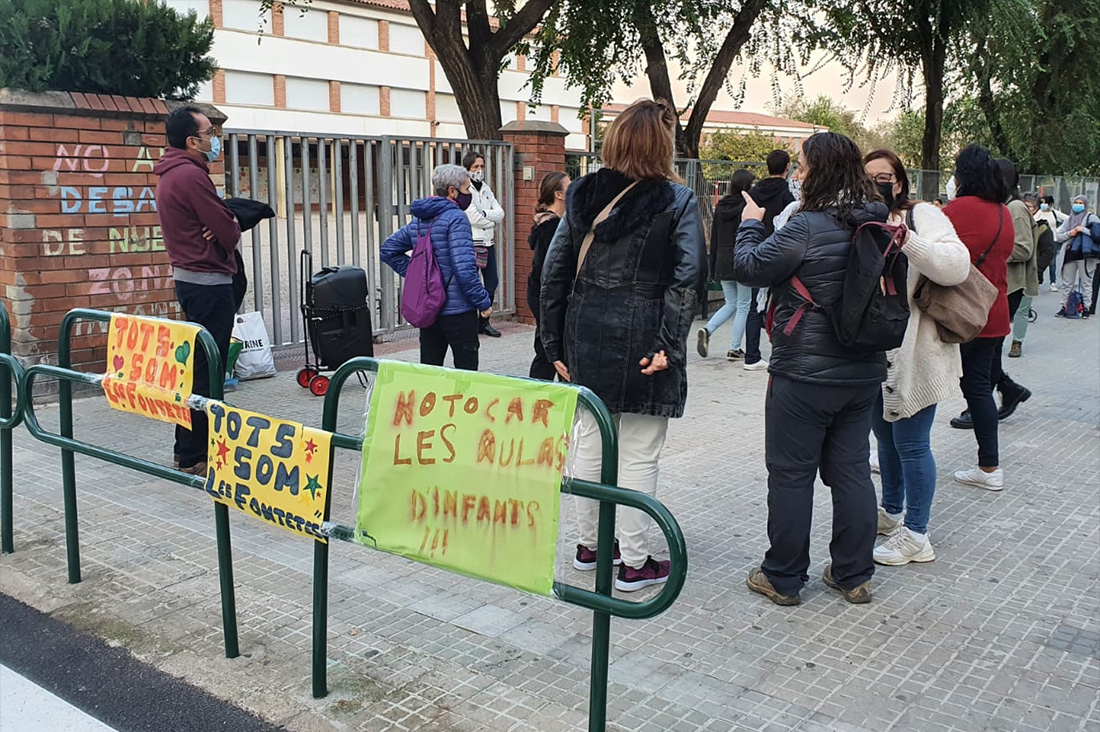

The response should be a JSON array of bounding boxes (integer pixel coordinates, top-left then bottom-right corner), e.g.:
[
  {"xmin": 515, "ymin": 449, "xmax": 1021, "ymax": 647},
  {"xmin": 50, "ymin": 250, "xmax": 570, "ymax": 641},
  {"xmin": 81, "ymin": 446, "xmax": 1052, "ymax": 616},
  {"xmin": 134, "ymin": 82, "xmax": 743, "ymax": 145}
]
[{"xmin": 154, "ymin": 106, "xmax": 241, "ymax": 475}]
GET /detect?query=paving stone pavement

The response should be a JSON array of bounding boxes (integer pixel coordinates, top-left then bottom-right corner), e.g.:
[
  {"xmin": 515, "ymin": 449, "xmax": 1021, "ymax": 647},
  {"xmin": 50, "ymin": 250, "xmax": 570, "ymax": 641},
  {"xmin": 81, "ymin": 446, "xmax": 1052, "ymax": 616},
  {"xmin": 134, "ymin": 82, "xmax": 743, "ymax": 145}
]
[{"xmin": 2, "ymin": 286, "xmax": 1098, "ymax": 732}]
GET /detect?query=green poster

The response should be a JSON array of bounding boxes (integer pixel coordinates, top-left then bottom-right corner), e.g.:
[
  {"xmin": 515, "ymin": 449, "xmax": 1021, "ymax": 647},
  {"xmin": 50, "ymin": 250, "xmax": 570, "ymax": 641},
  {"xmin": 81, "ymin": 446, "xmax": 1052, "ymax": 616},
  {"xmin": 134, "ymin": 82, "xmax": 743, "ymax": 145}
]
[{"xmin": 356, "ymin": 361, "xmax": 579, "ymax": 596}]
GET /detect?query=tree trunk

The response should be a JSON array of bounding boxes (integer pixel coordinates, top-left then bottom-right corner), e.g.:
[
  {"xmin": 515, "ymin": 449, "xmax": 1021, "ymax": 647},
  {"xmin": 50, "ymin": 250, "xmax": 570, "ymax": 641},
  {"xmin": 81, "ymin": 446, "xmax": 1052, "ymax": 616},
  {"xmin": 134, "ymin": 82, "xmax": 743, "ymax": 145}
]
[
  {"xmin": 919, "ymin": 39, "xmax": 945, "ymax": 173},
  {"xmin": 632, "ymin": 3, "xmax": 687, "ymax": 154},
  {"xmin": 681, "ymin": 0, "xmax": 768, "ymax": 158}
]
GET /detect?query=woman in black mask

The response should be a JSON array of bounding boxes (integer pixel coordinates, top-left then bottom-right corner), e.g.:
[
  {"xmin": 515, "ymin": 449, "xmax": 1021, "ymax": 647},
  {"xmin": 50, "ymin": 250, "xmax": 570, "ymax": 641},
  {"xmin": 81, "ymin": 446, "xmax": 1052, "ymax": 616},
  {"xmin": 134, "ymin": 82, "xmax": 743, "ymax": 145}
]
[{"xmin": 862, "ymin": 149, "xmax": 970, "ymax": 567}]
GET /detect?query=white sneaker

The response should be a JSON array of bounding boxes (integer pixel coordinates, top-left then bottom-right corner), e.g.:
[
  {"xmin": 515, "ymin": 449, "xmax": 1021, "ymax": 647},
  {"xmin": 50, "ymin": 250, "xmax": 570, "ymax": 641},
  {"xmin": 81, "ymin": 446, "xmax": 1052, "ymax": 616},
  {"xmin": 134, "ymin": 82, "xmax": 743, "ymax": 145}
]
[
  {"xmin": 1050, "ymin": 283, "xmax": 1059, "ymax": 292},
  {"xmin": 877, "ymin": 506, "xmax": 901, "ymax": 536},
  {"xmin": 954, "ymin": 466, "xmax": 1004, "ymax": 491},
  {"xmin": 870, "ymin": 450, "xmax": 880, "ymax": 474},
  {"xmin": 874, "ymin": 527, "xmax": 935, "ymax": 565},
  {"xmin": 743, "ymin": 359, "xmax": 769, "ymax": 372},
  {"xmin": 696, "ymin": 327, "xmax": 709, "ymax": 358}
]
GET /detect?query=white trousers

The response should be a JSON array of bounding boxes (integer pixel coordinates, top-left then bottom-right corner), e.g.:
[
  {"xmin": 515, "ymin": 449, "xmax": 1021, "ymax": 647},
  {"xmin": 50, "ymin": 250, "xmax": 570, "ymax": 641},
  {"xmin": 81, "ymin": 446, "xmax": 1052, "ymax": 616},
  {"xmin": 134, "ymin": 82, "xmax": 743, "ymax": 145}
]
[
  {"xmin": 1061, "ymin": 259, "xmax": 1097, "ymax": 309},
  {"xmin": 568, "ymin": 409, "xmax": 669, "ymax": 569}
]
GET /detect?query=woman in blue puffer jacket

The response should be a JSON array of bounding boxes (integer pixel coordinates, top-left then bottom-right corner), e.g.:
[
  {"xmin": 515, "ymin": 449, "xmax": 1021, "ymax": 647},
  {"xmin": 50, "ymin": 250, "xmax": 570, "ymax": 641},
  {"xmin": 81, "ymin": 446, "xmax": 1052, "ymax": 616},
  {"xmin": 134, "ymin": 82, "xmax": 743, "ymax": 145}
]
[{"xmin": 381, "ymin": 164, "xmax": 493, "ymax": 369}]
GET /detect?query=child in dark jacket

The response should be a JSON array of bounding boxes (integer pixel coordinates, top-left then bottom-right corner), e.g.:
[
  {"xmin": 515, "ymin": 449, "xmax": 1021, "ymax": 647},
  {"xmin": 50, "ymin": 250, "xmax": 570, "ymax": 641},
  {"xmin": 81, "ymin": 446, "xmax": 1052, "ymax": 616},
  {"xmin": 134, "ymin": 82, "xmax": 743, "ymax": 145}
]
[{"xmin": 526, "ymin": 172, "xmax": 570, "ymax": 379}]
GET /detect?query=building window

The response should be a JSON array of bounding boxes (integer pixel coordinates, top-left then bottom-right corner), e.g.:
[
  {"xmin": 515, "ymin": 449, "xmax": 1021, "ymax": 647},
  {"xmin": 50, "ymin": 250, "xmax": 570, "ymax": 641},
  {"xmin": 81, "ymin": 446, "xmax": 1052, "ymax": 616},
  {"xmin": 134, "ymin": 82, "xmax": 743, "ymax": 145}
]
[
  {"xmin": 160, "ymin": 0, "xmax": 209, "ymax": 20},
  {"xmin": 285, "ymin": 77, "xmax": 331, "ymax": 112},
  {"xmin": 435, "ymin": 94, "xmax": 462, "ymax": 123},
  {"xmin": 222, "ymin": 0, "xmax": 264, "ymax": 31},
  {"xmin": 388, "ymin": 23, "xmax": 425, "ymax": 56},
  {"xmin": 225, "ymin": 71, "xmax": 275, "ymax": 106},
  {"xmin": 390, "ymin": 89, "xmax": 427, "ymax": 119},
  {"xmin": 341, "ymin": 15, "xmax": 380, "ymax": 49},
  {"xmin": 283, "ymin": 7, "xmax": 328, "ymax": 42},
  {"xmin": 341, "ymin": 84, "xmax": 381, "ymax": 116}
]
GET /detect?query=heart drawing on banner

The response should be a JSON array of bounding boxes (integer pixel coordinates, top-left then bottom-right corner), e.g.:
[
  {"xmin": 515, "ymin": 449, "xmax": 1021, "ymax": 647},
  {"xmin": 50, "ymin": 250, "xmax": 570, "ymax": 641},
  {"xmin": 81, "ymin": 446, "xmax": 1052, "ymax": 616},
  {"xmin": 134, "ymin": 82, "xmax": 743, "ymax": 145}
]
[
  {"xmin": 112, "ymin": 355, "xmax": 125, "ymax": 373},
  {"xmin": 175, "ymin": 342, "xmax": 191, "ymax": 366}
]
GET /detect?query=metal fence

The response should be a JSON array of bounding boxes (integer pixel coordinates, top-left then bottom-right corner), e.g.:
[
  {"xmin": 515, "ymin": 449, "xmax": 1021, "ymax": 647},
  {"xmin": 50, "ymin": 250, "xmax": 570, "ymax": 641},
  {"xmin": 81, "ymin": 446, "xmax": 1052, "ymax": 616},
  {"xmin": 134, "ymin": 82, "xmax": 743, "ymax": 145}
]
[{"xmin": 226, "ymin": 133, "xmax": 515, "ymax": 347}]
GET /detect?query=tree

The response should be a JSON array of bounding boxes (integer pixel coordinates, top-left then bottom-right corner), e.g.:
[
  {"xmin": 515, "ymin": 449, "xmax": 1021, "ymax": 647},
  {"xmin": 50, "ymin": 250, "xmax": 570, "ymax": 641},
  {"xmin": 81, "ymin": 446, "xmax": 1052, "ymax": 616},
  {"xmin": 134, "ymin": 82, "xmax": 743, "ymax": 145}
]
[
  {"xmin": 776, "ymin": 95, "xmax": 859, "ymax": 138},
  {"xmin": 700, "ymin": 128, "xmax": 781, "ymax": 164},
  {"xmin": 528, "ymin": 0, "xmax": 778, "ymax": 158},
  {"xmin": 260, "ymin": 0, "xmax": 558, "ymax": 140},
  {"xmin": 0, "ymin": 0, "xmax": 215, "ymax": 99},
  {"xmin": 822, "ymin": 0, "xmax": 996, "ymax": 173}
]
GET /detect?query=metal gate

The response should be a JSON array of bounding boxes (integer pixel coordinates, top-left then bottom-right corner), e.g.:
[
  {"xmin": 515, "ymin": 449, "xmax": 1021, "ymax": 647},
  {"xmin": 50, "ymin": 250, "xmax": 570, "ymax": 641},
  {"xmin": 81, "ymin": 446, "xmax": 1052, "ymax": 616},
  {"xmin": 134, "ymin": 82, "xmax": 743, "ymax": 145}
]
[{"xmin": 225, "ymin": 132, "xmax": 515, "ymax": 346}]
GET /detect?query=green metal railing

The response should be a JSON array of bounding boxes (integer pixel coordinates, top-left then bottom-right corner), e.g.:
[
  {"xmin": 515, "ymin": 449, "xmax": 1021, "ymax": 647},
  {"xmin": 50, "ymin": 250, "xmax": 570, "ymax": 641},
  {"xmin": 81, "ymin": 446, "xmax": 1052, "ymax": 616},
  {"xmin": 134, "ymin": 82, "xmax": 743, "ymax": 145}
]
[
  {"xmin": 314, "ymin": 358, "xmax": 688, "ymax": 732},
  {"xmin": 1, "ymin": 302, "xmax": 28, "ymax": 554},
  {"xmin": 19, "ymin": 308, "xmax": 240, "ymax": 658}
]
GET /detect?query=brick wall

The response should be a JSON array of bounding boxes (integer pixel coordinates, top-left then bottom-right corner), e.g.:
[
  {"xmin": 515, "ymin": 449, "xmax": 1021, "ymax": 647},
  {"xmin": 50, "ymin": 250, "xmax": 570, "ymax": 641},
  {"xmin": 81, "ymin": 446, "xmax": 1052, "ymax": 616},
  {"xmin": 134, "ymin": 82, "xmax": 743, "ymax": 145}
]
[
  {"xmin": 500, "ymin": 121, "xmax": 569, "ymax": 325},
  {"xmin": 0, "ymin": 90, "xmax": 227, "ymax": 372}
]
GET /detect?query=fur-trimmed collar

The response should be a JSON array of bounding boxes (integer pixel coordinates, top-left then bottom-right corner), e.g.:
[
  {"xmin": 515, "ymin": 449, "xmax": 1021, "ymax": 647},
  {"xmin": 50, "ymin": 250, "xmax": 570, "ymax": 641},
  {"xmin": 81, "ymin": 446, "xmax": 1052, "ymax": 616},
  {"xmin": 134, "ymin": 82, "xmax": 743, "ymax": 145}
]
[{"xmin": 568, "ymin": 168, "xmax": 676, "ymax": 242}]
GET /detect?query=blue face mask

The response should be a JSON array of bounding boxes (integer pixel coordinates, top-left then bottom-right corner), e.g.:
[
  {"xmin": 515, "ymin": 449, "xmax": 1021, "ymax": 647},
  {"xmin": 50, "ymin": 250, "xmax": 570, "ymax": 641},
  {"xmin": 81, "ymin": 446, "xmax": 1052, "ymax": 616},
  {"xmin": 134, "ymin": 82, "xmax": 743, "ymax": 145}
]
[
  {"xmin": 205, "ymin": 135, "xmax": 222, "ymax": 163},
  {"xmin": 1040, "ymin": 203, "xmax": 1050, "ymax": 211},
  {"xmin": 1073, "ymin": 203, "xmax": 1086, "ymax": 214}
]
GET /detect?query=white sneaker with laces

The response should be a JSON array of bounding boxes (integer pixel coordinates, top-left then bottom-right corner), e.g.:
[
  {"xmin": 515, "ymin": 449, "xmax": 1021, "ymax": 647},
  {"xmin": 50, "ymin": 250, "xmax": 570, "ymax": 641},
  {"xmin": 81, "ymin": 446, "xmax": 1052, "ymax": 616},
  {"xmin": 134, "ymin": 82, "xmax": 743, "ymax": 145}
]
[
  {"xmin": 877, "ymin": 506, "xmax": 901, "ymax": 536},
  {"xmin": 1050, "ymin": 283, "xmax": 1059, "ymax": 292},
  {"xmin": 874, "ymin": 527, "xmax": 935, "ymax": 565},
  {"xmin": 743, "ymin": 359, "xmax": 769, "ymax": 372},
  {"xmin": 954, "ymin": 466, "xmax": 1004, "ymax": 491}
]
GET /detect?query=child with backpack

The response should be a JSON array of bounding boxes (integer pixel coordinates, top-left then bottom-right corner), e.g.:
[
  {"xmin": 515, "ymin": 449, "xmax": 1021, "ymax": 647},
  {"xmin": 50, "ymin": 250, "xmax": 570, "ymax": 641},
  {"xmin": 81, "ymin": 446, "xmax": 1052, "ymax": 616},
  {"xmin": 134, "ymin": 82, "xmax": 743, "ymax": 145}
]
[
  {"xmin": 380, "ymin": 164, "xmax": 492, "ymax": 370},
  {"xmin": 734, "ymin": 132, "xmax": 894, "ymax": 607}
]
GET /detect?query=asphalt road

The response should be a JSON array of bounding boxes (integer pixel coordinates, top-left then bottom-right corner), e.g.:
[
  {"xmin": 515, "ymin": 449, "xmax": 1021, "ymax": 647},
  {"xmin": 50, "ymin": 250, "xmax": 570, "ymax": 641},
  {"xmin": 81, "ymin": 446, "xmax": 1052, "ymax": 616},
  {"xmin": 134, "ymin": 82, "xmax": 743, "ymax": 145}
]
[{"xmin": 0, "ymin": 592, "xmax": 286, "ymax": 732}]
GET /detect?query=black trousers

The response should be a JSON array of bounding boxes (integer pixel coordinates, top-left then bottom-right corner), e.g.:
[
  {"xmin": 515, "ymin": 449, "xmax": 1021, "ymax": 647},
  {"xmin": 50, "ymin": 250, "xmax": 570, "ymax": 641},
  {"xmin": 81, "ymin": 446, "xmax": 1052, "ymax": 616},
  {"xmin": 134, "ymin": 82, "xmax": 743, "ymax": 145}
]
[
  {"xmin": 420, "ymin": 310, "xmax": 479, "ymax": 370},
  {"xmin": 959, "ymin": 337, "xmax": 1000, "ymax": 467},
  {"xmin": 762, "ymin": 376, "xmax": 878, "ymax": 596},
  {"xmin": 174, "ymin": 281, "xmax": 235, "ymax": 469},
  {"xmin": 991, "ymin": 290, "xmax": 1025, "ymax": 391},
  {"xmin": 745, "ymin": 288, "xmax": 764, "ymax": 364},
  {"xmin": 529, "ymin": 321, "xmax": 557, "ymax": 380}
]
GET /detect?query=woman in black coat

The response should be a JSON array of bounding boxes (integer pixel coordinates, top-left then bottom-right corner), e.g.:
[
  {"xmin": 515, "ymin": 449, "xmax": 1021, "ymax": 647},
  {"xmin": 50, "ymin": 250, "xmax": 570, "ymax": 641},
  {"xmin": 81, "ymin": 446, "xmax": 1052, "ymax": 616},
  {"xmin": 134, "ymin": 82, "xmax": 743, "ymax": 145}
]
[
  {"xmin": 527, "ymin": 171, "xmax": 569, "ymax": 379},
  {"xmin": 697, "ymin": 169, "xmax": 755, "ymax": 361},
  {"xmin": 541, "ymin": 99, "xmax": 706, "ymax": 592},
  {"xmin": 734, "ymin": 132, "xmax": 889, "ymax": 607}
]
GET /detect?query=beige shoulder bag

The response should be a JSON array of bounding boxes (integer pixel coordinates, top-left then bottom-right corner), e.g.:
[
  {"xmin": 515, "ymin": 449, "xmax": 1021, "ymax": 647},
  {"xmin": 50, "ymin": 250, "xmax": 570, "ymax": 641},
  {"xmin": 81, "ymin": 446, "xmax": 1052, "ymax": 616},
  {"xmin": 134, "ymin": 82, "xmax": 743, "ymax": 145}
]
[{"xmin": 575, "ymin": 182, "xmax": 639, "ymax": 276}]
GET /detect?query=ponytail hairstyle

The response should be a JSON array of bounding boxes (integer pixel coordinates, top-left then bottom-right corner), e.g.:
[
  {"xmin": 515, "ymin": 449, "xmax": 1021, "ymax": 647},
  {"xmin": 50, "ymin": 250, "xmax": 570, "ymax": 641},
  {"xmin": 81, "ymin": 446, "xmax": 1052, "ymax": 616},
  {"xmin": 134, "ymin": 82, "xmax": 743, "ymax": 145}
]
[
  {"xmin": 798, "ymin": 131, "xmax": 877, "ymax": 213},
  {"xmin": 954, "ymin": 144, "xmax": 1008, "ymax": 203},
  {"xmin": 536, "ymin": 172, "xmax": 569, "ymax": 213}
]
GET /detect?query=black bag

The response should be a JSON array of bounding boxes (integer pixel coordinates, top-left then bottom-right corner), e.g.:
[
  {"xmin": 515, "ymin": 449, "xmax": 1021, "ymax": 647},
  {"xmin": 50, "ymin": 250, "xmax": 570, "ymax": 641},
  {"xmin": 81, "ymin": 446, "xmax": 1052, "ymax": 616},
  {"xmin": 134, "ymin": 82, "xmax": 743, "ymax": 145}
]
[
  {"xmin": 783, "ymin": 220, "xmax": 910, "ymax": 352},
  {"xmin": 1035, "ymin": 219, "xmax": 1056, "ymax": 275}
]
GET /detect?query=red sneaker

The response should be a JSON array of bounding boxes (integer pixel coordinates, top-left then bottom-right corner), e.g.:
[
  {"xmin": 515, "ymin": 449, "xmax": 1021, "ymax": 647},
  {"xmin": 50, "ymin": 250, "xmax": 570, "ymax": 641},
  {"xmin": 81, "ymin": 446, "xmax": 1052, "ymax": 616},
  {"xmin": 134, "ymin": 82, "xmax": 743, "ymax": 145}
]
[
  {"xmin": 572, "ymin": 541, "xmax": 622, "ymax": 570},
  {"xmin": 615, "ymin": 556, "xmax": 670, "ymax": 592}
]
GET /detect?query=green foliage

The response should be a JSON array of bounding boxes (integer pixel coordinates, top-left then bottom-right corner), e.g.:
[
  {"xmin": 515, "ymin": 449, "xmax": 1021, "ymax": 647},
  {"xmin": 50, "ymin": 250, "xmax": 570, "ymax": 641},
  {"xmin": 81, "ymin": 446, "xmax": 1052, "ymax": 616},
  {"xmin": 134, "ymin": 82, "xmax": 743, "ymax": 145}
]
[
  {"xmin": 777, "ymin": 95, "xmax": 858, "ymax": 138},
  {"xmin": 700, "ymin": 128, "xmax": 781, "ymax": 164},
  {"xmin": 0, "ymin": 0, "xmax": 216, "ymax": 100}
]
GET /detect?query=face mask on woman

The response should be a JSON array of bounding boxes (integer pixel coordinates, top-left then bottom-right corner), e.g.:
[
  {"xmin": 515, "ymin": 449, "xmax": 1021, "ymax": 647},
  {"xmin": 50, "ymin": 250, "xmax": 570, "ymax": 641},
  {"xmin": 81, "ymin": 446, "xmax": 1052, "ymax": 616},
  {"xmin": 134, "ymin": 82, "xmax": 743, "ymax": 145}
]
[
  {"xmin": 875, "ymin": 181, "xmax": 896, "ymax": 210},
  {"xmin": 1040, "ymin": 203, "xmax": 1050, "ymax": 211},
  {"xmin": 1072, "ymin": 203, "xmax": 1086, "ymax": 214},
  {"xmin": 455, "ymin": 191, "xmax": 474, "ymax": 210},
  {"xmin": 945, "ymin": 176, "xmax": 957, "ymax": 201},
  {"xmin": 470, "ymin": 170, "xmax": 484, "ymax": 183}
]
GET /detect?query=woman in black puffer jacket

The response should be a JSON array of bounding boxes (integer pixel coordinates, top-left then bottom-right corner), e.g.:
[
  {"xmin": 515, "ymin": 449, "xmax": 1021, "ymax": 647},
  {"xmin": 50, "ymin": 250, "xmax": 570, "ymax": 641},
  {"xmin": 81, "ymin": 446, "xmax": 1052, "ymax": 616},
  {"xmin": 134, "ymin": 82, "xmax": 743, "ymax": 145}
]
[
  {"xmin": 734, "ymin": 132, "xmax": 889, "ymax": 607},
  {"xmin": 541, "ymin": 99, "xmax": 706, "ymax": 593}
]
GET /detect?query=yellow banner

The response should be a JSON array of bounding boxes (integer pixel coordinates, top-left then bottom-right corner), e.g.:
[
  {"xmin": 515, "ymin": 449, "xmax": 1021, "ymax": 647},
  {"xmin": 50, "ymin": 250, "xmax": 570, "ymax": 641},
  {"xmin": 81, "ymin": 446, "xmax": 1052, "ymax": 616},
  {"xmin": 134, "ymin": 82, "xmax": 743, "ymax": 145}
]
[
  {"xmin": 204, "ymin": 402, "xmax": 332, "ymax": 543},
  {"xmin": 102, "ymin": 314, "xmax": 200, "ymax": 428},
  {"xmin": 356, "ymin": 361, "xmax": 578, "ymax": 596}
]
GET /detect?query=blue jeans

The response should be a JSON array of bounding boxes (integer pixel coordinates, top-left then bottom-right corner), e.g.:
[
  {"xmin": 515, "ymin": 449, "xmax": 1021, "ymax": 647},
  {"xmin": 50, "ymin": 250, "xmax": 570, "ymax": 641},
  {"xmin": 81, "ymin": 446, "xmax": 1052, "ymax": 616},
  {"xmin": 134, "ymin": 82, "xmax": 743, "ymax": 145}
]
[
  {"xmin": 704, "ymin": 281, "xmax": 751, "ymax": 351},
  {"xmin": 871, "ymin": 394, "xmax": 937, "ymax": 534}
]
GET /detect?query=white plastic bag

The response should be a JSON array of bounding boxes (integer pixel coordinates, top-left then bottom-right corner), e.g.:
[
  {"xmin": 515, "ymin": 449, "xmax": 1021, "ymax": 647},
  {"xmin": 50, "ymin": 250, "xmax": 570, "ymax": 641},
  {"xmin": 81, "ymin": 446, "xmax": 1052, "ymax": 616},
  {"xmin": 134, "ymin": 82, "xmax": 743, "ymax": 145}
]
[{"xmin": 232, "ymin": 312, "xmax": 276, "ymax": 380}]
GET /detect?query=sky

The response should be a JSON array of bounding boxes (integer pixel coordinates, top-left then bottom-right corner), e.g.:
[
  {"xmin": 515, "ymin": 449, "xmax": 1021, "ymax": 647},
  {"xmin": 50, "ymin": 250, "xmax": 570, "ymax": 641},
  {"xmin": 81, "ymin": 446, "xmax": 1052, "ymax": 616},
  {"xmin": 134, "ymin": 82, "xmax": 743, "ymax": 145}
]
[{"xmin": 610, "ymin": 51, "xmax": 908, "ymax": 126}]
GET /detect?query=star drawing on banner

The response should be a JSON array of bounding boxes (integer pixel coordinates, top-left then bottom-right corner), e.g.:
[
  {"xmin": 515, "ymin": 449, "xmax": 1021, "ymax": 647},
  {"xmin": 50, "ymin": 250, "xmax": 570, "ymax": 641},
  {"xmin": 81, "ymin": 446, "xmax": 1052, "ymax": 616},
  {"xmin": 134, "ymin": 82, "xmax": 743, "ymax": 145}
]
[
  {"xmin": 215, "ymin": 438, "xmax": 230, "ymax": 470},
  {"xmin": 304, "ymin": 474, "xmax": 323, "ymax": 500},
  {"xmin": 304, "ymin": 437, "xmax": 318, "ymax": 463}
]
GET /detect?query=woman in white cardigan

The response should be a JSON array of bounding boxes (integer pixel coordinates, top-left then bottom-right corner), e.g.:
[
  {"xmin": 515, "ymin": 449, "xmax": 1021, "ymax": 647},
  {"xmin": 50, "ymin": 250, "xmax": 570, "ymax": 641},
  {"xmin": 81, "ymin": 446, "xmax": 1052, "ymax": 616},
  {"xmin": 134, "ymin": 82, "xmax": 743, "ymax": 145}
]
[
  {"xmin": 864, "ymin": 151, "xmax": 971, "ymax": 566},
  {"xmin": 462, "ymin": 151, "xmax": 506, "ymax": 337}
]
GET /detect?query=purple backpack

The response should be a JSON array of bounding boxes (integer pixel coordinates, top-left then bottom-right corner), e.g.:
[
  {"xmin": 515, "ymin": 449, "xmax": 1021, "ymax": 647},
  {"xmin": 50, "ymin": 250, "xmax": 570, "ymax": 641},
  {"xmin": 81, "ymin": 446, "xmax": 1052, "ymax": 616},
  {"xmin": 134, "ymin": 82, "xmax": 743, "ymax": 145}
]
[{"xmin": 401, "ymin": 220, "xmax": 447, "ymax": 328}]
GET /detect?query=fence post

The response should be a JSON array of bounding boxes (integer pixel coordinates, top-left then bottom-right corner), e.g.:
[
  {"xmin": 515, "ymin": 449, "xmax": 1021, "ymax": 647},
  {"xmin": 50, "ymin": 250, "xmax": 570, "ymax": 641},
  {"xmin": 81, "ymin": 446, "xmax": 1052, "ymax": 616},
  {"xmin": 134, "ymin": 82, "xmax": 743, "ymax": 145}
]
[{"xmin": 1, "ymin": 302, "xmax": 26, "ymax": 555}]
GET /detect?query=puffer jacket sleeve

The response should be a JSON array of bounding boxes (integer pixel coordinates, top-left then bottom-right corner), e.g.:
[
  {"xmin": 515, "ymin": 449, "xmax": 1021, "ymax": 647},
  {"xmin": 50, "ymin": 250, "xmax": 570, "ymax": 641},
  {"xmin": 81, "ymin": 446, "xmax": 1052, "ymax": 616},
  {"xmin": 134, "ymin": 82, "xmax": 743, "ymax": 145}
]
[
  {"xmin": 733, "ymin": 214, "xmax": 810, "ymax": 288},
  {"xmin": 447, "ymin": 212, "xmax": 492, "ymax": 312},
  {"xmin": 380, "ymin": 222, "xmax": 415, "ymax": 277},
  {"xmin": 539, "ymin": 213, "xmax": 575, "ymax": 364},
  {"xmin": 652, "ymin": 191, "xmax": 707, "ymax": 365}
]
